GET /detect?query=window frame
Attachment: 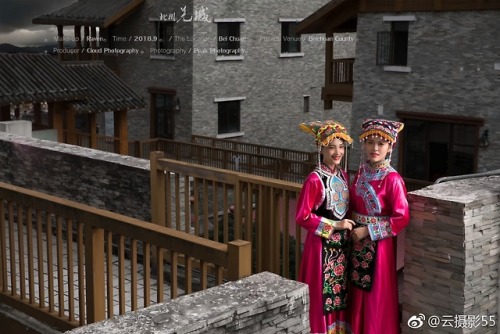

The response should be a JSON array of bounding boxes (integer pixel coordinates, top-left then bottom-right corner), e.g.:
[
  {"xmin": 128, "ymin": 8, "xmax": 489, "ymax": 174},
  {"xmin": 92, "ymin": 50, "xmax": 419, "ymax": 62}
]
[
  {"xmin": 149, "ymin": 19, "xmax": 175, "ymax": 60},
  {"xmin": 376, "ymin": 15, "xmax": 415, "ymax": 72},
  {"xmin": 279, "ymin": 18, "xmax": 304, "ymax": 57},
  {"xmin": 148, "ymin": 87, "xmax": 177, "ymax": 139},
  {"xmin": 214, "ymin": 18, "xmax": 245, "ymax": 61},
  {"xmin": 214, "ymin": 96, "xmax": 246, "ymax": 138}
]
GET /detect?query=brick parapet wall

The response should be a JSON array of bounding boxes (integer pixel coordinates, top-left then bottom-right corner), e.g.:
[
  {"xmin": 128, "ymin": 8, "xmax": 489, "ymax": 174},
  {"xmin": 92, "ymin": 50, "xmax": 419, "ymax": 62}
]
[
  {"xmin": 64, "ymin": 272, "xmax": 310, "ymax": 334},
  {"xmin": 403, "ymin": 175, "xmax": 500, "ymax": 334},
  {"xmin": 0, "ymin": 132, "xmax": 151, "ymax": 221}
]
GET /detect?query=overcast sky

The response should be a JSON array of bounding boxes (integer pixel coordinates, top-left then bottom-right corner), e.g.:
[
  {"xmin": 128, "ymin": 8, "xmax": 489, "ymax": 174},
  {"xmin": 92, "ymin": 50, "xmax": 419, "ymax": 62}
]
[{"xmin": 0, "ymin": 0, "xmax": 77, "ymax": 46}]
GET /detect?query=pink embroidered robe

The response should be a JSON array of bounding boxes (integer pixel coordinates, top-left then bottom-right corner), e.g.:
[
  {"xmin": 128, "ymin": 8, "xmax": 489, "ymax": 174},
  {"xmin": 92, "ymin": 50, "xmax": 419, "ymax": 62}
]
[
  {"xmin": 296, "ymin": 166, "xmax": 351, "ymax": 334},
  {"xmin": 348, "ymin": 162, "xmax": 410, "ymax": 334}
]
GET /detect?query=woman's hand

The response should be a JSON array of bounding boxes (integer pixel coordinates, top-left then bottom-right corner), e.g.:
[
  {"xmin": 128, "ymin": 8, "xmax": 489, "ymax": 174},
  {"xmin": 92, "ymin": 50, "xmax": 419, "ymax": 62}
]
[
  {"xmin": 333, "ymin": 219, "xmax": 356, "ymax": 231},
  {"xmin": 351, "ymin": 226, "xmax": 369, "ymax": 242}
]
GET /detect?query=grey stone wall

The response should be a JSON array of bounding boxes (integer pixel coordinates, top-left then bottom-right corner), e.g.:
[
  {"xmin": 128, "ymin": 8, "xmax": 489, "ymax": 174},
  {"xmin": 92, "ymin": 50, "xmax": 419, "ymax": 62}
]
[
  {"xmin": 64, "ymin": 271, "xmax": 310, "ymax": 334},
  {"xmin": 100, "ymin": 0, "xmax": 356, "ymax": 152},
  {"xmin": 0, "ymin": 132, "xmax": 151, "ymax": 221},
  {"xmin": 191, "ymin": 0, "xmax": 355, "ymax": 152},
  {"xmin": 104, "ymin": 0, "xmax": 195, "ymax": 142},
  {"xmin": 403, "ymin": 174, "xmax": 500, "ymax": 333},
  {"xmin": 350, "ymin": 11, "xmax": 500, "ymax": 170}
]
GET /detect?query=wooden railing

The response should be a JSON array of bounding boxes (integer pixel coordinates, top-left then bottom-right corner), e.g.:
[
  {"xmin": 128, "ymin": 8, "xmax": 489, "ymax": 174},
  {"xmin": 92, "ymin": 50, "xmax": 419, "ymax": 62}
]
[
  {"xmin": 137, "ymin": 139, "xmax": 316, "ymax": 183},
  {"xmin": 0, "ymin": 182, "xmax": 250, "ymax": 332},
  {"xmin": 150, "ymin": 151, "xmax": 304, "ymax": 280},
  {"xmin": 322, "ymin": 58, "xmax": 354, "ymax": 102},
  {"xmin": 191, "ymin": 135, "xmax": 316, "ymax": 163},
  {"xmin": 332, "ymin": 58, "xmax": 354, "ymax": 85}
]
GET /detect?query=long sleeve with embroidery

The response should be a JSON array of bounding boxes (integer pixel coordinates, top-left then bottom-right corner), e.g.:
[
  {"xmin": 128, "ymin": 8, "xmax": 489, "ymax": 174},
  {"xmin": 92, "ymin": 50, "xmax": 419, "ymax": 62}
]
[
  {"xmin": 351, "ymin": 170, "xmax": 409, "ymax": 241},
  {"xmin": 296, "ymin": 170, "xmax": 349, "ymax": 239}
]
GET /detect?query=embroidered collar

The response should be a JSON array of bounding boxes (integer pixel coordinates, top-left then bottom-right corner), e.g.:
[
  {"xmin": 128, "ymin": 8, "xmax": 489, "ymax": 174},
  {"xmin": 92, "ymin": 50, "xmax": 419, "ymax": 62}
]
[
  {"xmin": 318, "ymin": 163, "xmax": 340, "ymax": 177},
  {"xmin": 361, "ymin": 160, "xmax": 394, "ymax": 181}
]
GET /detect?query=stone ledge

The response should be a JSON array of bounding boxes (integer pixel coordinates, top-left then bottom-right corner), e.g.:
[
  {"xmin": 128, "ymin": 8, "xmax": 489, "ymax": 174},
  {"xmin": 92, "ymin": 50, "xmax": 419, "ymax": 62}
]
[{"xmin": 65, "ymin": 272, "xmax": 310, "ymax": 334}]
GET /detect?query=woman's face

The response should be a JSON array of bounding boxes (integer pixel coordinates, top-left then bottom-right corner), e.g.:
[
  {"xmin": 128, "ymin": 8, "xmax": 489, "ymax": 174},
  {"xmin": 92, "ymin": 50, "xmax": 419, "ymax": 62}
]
[
  {"xmin": 363, "ymin": 136, "xmax": 392, "ymax": 165},
  {"xmin": 321, "ymin": 138, "xmax": 345, "ymax": 168}
]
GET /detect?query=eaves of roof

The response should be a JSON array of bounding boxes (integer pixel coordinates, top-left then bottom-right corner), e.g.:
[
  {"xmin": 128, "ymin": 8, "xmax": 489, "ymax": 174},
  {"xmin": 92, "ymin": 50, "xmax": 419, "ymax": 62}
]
[{"xmin": 32, "ymin": 0, "xmax": 145, "ymax": 28}]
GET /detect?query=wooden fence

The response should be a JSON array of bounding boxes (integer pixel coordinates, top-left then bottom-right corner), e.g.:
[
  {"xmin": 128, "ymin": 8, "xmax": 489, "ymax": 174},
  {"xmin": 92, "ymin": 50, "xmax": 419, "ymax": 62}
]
[
  {"xmin": 150, "ymin": 151, "xmax": 304, "ymax": 279},
  {"xmin": 0, "ymin": 182, "xmax": 250, "ymax": 332}
]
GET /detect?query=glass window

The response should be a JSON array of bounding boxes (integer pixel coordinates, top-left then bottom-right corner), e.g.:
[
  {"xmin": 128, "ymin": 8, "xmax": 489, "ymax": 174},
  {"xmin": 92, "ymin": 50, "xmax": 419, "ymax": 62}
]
[
  {"xmin": 155, "ymin": 21, "xmax": 175, "ymax": 54},
  {"xmin": 218, "ymin": 100, "xmax": 240, "ymax": 134},
  {"xmin": 376, "ymin": 21, "xmax": 409, "ymax": 66},
  {"xmin": 281, "ymin": 22, "xmax": 301, "ymax": 53},
  {"xmin": 217, "ymin": 22, "xmax": 240, "ymax": 56}
]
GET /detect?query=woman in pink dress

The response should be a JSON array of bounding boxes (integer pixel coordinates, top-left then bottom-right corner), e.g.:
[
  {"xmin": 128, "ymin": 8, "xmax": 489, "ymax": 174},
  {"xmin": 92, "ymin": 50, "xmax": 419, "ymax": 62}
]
[
  {"xmin": 349, "ymin": 119, "xmax": 410, "ymax": 334},
  {"xmin": 296, "ymin": 120, "xmax": 356, "ymax": 334}
]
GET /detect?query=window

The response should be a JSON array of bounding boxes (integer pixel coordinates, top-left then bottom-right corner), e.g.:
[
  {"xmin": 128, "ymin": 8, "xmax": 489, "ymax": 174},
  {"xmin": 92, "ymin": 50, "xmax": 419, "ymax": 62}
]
[
  {"xmin": 303, "ymin": 96, "xmax": 310, "ymax": 113},
  {"xmin": 217, "ymin": 22, "xmax": 241, "ymax": 56},
  {"xmin": 398, "ymin": 112, "xmax": 483, "ymax": 182},
  {"xmin": 218, "ymin": 100, "xmax": 241, "ymax": 134},
  {"xmin": 149, "ymin": 88, "xmax": 176, "ymax": 139},
  {"xmin": 377, "ymin": 16, "xmax": 414, "ymax": 67},
  {"xmin": 154, "ymin": 21, "xmax": 174, "ymax": 55},
  {"xmin": 281, "ymin": 22, "xmax": 301, "ymax": 53}
]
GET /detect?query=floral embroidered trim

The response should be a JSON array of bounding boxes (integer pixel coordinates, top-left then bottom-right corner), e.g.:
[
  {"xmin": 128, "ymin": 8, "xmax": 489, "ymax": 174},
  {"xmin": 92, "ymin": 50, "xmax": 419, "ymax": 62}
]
[
  {"xmin": 355, "ymin": 161, "xmax": 395, "ymax": 215},
  {"xmin": 315, "ymin": 166, "xmax": 349, "ymax": 220},
  {"xmin": 368, "ymin": 220, "xmax": 393, "ymax": 241},
  {"xmin": 322, "ymin": 231, "xmax": 349, "ymax": 313},
  {"xmin": 353, "ymin": 212, "xmax": 392, "ymax": 241},
  {"xmin": 350, "ymin": 237, "xmax": 376, "ymax": 291},
  {"xmin": 327, "ymin": 320, "xmax": 351, "ymax": 334},
  {"xmin": 315, "ymin": 217, "xmax": 335, "ymax": 239}
]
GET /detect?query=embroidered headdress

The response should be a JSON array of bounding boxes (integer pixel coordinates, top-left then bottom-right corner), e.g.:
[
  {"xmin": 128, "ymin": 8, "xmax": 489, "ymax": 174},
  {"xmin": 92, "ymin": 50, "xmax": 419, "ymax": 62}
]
[
  {"xmin": 300, "ymin": 120, "xmax": 353, "ymax": 170},
  {"xmin": 359, "ymin": 118, "xmax": 404, "ymax": 144},
  {"xmin": 300, "ymin": 120, "xmax": 353, "ymax": 147}
]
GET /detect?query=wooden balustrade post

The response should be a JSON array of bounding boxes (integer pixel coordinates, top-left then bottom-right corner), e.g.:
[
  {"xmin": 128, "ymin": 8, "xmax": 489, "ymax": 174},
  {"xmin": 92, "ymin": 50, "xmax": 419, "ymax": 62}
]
[
  {"xmin": 150, "ymin": 151, "xmax": 166, "ymax": 227},
  {"xmin": 260, "ymin": 186, "xmax": 273, "ymax": 272},
  {"xmin": 227, "ymin": 239, "xmax": 251, "ymax": 281},
  {"xmin": 150, "ymin": 151, "xmax": 166, "ymax": 271},
  {"xmin": 84, "ymin": 225, "xmax": 105, "ymax": 323}
]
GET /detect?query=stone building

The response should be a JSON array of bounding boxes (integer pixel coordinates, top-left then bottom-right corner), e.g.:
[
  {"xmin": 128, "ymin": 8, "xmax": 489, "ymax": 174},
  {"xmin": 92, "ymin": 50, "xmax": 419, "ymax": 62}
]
[
  {"xmin": 298, "ymin": 0, "xmax": 500, "ymax": 182},
  {"xmin": 33, "ymin": 0, "xmax": 355, "ymax": 152}
]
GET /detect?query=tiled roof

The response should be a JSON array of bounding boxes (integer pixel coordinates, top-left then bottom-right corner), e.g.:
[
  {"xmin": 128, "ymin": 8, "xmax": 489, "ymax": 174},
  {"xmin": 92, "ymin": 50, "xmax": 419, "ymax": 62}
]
[
  {"xmin": 62, "ymin": 62, "xmax": 145, "ymax": 113},
  {"xmin": 32, "ymin": 0, "xmax": 145, "ymax": 28},
  {"xmin": 0, "ymin": 53, "xmax": 87, "ymax": 106},
  {"xmin": 0, "ymin": 53, "xmax": 145, "ymax": 113}
]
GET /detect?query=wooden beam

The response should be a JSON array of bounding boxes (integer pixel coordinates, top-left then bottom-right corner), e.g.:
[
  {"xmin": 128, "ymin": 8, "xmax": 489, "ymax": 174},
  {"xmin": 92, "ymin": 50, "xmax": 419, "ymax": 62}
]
[
  {"xmin": 57, "ymin": 25, "xmax": 64, "ymax": 61},
  {"xmin": 89, "ymin": 113, "xmax": 97, "ymax": 149},
  {"xmin": 50, "ymin": 102, "xmax": 64, "ymax": 143},
  {"xmin": 84, "ymin": 225, "xmax": 105, "ymax": 323},
  {"xmin": 66, "ymin": 108, "xmax": 76, "ymax": 145},
  {"xmin": 114, "ymin": 109, "xmax": 128, "ymax": 155}
]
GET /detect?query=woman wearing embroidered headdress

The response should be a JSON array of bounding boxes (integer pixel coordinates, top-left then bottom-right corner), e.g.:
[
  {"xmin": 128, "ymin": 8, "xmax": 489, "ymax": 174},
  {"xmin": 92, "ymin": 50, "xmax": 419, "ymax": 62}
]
[
  {"xmin": 348, "ymin": 119, "xmax": 410, "ymax": 334},
  {"xmin": 296, "ymin": 120, "xmax": 356, "ymax": 334}
]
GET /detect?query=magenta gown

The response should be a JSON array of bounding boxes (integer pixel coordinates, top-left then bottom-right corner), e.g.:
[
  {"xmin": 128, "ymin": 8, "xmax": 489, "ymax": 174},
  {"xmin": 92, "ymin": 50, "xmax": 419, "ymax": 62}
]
[
  {"xmin": 348, "ymin": 161, "xmax": 410, "ymax": 334},
  {"xmin": 296, "ymin": 165, "xmax": 352, "ymax": 334}
]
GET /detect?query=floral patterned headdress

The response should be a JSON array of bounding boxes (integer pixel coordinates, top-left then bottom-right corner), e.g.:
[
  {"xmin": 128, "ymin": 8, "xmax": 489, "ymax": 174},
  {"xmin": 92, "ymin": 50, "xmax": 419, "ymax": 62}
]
[
  {"xmin": 300, "ymin": 120, "xmax": 353, "ymax": 170},
  {"xmin": 300, "ymin": 120, "xmax": 353, "ymax": 147},
  {"xmin": 359, "ymin": 118, "xmax": 404, "ymax": 144}
]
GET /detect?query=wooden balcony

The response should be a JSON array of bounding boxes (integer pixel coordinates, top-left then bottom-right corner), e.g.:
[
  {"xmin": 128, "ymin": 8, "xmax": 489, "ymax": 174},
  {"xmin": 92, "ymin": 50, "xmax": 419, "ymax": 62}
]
[{"xmin": 322, "ymin": 58, "xmax": 354, "ymax": 104}]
